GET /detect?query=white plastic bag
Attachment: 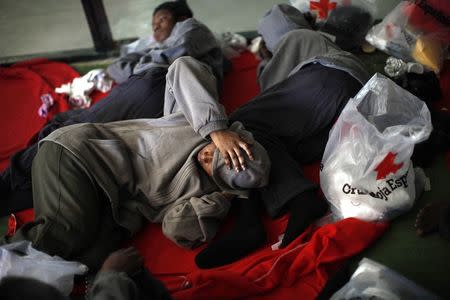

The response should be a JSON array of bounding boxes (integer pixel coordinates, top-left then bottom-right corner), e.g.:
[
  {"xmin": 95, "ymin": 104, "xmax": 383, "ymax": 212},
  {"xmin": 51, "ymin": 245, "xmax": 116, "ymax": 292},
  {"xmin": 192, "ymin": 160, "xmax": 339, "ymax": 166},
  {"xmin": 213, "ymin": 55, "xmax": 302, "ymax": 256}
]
[
  {"xmin": 0, "ymin": 241, "xmax": 88, "ymax": 295},
  {"xmin": 320, "ymin": 73, "xmax": 432, "ymax": 222},
  {"xmin": 330, "ymin": 258, "xmax": 441, "ymax": 300},
  {"xmin": 365, "ymin": 1, "xmax": 450, "ymax": 73},
  {"xmin": 289, "ymin": 0, "xmax": 385, "ymax": 21}
]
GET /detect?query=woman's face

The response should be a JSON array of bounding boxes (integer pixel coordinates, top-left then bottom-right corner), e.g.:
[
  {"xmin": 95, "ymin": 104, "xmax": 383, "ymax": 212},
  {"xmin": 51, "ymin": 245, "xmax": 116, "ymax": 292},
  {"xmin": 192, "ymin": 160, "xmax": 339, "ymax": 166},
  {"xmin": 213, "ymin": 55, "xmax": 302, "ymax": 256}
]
[
  {"xmin": 152, "ymin": 9, "xmax": 177, "ymax": 42},
  {"xmin": 197, "ymin": 142, "xmax": 217, "ymax": 177}
]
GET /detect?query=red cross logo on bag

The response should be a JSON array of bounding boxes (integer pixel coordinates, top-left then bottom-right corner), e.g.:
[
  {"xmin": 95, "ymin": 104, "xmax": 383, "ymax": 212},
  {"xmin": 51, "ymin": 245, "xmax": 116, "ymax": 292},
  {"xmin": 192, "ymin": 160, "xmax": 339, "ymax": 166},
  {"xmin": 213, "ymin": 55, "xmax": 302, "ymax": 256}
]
[
  {"xmin": 309, "ymin": 0, "xmax": 337, "ymax": 19},
  {"xmin": 374, "ymin": 152, "xmax": 404, "ymax": 180}
]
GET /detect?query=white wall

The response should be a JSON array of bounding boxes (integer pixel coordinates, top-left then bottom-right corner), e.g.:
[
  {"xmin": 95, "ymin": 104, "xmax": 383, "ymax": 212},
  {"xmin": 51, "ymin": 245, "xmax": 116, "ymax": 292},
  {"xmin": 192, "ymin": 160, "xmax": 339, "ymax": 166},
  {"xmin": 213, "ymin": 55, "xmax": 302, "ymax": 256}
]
[
  {"xmin": 0, "ymin": 0, "xmax": 401, "ymax": 58},
  {"xmin": 0, "ymin": 0, "xmax": 286, "ymax": 57},
  {"xmin": 0, "ymin": 0, "xmax": 93, "ymax": 57}
]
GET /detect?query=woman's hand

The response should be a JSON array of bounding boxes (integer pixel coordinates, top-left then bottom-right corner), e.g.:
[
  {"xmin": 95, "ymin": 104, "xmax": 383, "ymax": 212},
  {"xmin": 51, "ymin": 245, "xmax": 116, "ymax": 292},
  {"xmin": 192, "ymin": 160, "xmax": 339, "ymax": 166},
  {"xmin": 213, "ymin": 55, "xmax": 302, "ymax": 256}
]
[{"xmin": 209, "ymin": 130, "xmax": 254, "ymax": 172}]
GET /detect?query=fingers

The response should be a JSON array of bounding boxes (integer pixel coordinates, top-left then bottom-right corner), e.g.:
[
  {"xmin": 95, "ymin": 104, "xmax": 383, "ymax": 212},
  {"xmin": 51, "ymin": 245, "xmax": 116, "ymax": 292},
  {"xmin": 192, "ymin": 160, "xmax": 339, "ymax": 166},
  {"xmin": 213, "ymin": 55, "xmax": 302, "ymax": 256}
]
[
  {"xmin": 239, "ymin": 141, "xmax": 254, "ymax": 161},
  {"xmin": 229, "ymin": 150, "xmax": 242, "ymax": 172},
  {"xmin": 229, "ymin": 142, "xmax": 255, "ymax": 172},
  {"xmin": 211, "ymin": 129, "xmax": 254, "ymax": 172},
  {"xmin": 222, "ymin": 152, "xmax": 232, "ymax": 170},
  {"xmin": 226, "ymin": 146, "xmax": 249, "ymax": 172}
]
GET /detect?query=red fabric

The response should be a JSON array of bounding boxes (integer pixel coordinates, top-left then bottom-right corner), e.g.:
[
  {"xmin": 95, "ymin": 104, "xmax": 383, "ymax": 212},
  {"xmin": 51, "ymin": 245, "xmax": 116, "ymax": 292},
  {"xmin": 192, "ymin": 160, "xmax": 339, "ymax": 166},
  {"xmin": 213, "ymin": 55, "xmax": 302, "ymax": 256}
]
[
  {"xmin": 404, "ymin": 1, "xmax": 450, "ymax": 43},
  {"xmin": 0, "ymin": 59, "xmax": 79, "ymax": 171},
  {"xmin": 0, "ymin": 59, "xmax": 110, "ymax": 172},
  {"xmin": 172, "ymin": 219, "xmax": 387, "ymax": 300},
  {"xmin": 130, "ymin": 212, "xmax": 387, "ymax": 300},
  {"xmin": 221, "ymin": 51, "xmax": 260, "ymax": 114},
  {"xmin": 6, "ymin": 52, "xmax": 389, "ymax": 299}
]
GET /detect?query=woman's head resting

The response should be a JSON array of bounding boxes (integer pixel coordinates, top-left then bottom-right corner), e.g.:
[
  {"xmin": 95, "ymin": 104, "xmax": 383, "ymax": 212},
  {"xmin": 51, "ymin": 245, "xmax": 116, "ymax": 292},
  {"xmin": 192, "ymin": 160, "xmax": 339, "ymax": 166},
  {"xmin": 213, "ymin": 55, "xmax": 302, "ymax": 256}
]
[{"xmin": 152, "ymin": 1, "xmax": 194, "ymax": 42}]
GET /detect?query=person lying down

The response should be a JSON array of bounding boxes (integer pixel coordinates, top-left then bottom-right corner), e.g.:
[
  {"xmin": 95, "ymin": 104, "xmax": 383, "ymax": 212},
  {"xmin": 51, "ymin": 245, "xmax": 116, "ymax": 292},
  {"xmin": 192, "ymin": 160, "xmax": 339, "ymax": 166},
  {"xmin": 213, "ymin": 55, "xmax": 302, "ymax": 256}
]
[{"xmin": 1, "ymin": 57, "xmax": 271, "ymax": 271}]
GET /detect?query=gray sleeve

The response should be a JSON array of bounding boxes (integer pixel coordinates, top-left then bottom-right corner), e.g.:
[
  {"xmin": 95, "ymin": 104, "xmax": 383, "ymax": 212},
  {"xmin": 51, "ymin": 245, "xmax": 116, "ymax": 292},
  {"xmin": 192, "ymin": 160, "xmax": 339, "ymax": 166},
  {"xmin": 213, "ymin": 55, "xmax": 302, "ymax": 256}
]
[
  {"xmin": 164, "ymin": 56, "xmax": 229, "ymax": 138},
  {"xmin": 161, "ymin": 192, "xmax": 231, "ymax": 249},
  {"xmin": 106, "ymin": 52, "xmax": 147, "ymax": 84},
  {"xmin": 88, "ymin": 271, "xmax": 139, "ymax": 300},
  {"xmin": 153, "ymin": 20, "xmax": 219, "ymax": 66}
]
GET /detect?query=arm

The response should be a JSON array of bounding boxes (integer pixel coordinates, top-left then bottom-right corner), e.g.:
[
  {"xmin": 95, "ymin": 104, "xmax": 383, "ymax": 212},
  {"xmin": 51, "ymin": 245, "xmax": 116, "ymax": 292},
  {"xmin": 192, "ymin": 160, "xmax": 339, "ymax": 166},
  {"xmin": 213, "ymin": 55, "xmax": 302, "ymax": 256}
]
[
  {"xmin": 106, "ymin": 52, "xmax": 148, "ymax": 84},
  {"xmin": 164, "ymin": 56, "xmax": 253, "ymax": 170},
  {"xmin": 162, "ymin": 192, "xmax": 234, "ymax": 248},
  {"xmin": 164, "ymin": 56, "xmax": 227, "ymax": 135}
]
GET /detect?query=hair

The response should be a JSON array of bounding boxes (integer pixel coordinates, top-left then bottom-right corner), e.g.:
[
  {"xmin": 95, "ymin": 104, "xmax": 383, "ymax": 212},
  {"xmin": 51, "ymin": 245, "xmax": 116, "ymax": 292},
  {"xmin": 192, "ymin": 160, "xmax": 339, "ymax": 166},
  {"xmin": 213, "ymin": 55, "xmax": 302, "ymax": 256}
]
[{"xmin": 153, "ymin": 1, "xmax": 193, "ymax": 21}]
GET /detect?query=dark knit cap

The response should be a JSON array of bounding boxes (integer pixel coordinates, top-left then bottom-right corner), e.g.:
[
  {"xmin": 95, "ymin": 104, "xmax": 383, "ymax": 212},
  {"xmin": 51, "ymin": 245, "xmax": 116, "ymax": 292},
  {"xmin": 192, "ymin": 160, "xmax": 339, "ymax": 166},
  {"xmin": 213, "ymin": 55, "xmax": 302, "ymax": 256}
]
[{"xmin": 153, "ymin": 0, "xmax": 193, "ymax": 20}]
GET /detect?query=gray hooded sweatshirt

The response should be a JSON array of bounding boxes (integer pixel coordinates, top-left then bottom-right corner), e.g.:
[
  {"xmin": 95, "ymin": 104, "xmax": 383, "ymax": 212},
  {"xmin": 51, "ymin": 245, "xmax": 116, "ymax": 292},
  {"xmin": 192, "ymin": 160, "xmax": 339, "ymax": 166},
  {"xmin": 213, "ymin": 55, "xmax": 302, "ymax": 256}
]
[
  {"xmin": 107, "ymin": 18, "xmax": 223, "ymax": 85},
  {"xmin": 41, "ymin": 57, "xmax": 270, "ymax": 249},
  {"xmin": 257, "ymin": 4, "xmax": 369, "ymax": 91}
]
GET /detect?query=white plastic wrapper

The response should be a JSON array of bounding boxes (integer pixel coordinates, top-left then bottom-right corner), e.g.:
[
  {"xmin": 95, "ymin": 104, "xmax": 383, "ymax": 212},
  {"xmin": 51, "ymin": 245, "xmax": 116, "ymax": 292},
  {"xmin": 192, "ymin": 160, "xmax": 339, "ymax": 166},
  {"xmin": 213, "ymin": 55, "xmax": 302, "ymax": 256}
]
[
  {"xmin": 289, "ymin": 0, "xmax": 383, "ymax": 21},
  {"xmin": 320, "ymin": 73, "xmax": 432, "ymax": 222},
  {"xmin": 330, "ymin": 258, "xmax": 441, "ymax": 300},
  {"xmin": 55, "ymin": 69, "xmax": 113, "ymax": 109},
  {"xmin": 0, "ymin": 241, "xmax": 88, "ymax": 295},
  {"xmin": 365, "ymin": 1, "xmax": 449, "ymax": 73}
]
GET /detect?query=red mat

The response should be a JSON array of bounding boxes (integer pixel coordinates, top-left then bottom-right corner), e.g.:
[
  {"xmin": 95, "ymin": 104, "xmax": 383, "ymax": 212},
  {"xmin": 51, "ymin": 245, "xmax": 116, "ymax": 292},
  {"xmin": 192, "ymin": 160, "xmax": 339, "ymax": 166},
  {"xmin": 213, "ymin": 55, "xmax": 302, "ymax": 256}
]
[
  {"xmin": 4, "ymin": 51, "xmax": 389, "ymax": 299},
  {"xmin": 0, "ymin": 59, "xmax": 108, "ymax": 171}
]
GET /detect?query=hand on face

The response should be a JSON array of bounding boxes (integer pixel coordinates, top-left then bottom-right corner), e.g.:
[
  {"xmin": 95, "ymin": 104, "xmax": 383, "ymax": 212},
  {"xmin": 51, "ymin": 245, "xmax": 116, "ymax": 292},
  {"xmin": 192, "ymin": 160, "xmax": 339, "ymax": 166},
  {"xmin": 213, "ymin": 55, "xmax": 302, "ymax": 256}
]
[
  {"xmin": 209, "ymin": 130, "xmax": 254, "ymax": 172},
  {"xmin": 152, "ymin": 9, "xmax": 177, "ymax": 42}
]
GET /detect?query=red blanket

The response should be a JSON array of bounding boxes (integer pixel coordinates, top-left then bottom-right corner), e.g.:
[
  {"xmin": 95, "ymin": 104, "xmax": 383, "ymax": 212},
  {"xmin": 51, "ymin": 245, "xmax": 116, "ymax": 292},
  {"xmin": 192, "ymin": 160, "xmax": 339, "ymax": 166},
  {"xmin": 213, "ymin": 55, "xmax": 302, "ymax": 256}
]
[
  {"xmin": 0, "ymin": 59, "xmax": 77, "ymax": 170},
  {"xmin": 4, "ymin": 52, "xmax": 390, "ymax": 299},
  {"xmin": 132, "ymin": 213, "xmax": 387, "ymax": 300},
  {"xmin": 0, "ymin": 58, "xmax": 108, "ymax": 171}
]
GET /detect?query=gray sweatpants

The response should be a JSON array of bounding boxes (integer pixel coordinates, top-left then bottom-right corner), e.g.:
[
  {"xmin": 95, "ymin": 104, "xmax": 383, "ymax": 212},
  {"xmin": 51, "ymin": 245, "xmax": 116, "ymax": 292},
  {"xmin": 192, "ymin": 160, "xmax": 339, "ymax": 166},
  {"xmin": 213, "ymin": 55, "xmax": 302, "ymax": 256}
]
[{"xmin": 4, "ymin": 142, "xmax": 128, "ymax": 270}]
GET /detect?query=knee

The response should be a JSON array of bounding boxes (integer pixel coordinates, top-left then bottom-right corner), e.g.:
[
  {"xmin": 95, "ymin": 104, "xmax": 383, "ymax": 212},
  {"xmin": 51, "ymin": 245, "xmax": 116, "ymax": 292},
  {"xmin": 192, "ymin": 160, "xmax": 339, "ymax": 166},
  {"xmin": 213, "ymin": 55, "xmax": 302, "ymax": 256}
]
[{"xmin": 168, "ymin": 56, "xmax": 212, "ymax": 78}]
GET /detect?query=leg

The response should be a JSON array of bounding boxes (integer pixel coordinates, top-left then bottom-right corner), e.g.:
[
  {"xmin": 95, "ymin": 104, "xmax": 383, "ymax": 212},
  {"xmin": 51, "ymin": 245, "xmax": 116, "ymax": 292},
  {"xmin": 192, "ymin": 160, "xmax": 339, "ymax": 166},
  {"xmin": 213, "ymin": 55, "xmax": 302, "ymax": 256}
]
[
  {"xmin": 231, "ymin": 64, "xmax": 361, "ymax": 246},
  {"xmin": 3, "ymin": 142, "xmax": 121, "ymax": 268},
  {"xmin": 195, "ymin": 191, "xmax": 266, "ymax": 269},
  {"xmin": 280, "ymin": 190, "xmax": 329, "ymax": 247},
  {"xmin": 132, "ymin": 269, "xmax": 173, "ymax": 300},
  {"xmin": 81, "ymin": 67, "xmax": 167, "ymax": 122},
  {"xmin": 1, "ymin": 67, "xmax": 167, "ymax": 214}
]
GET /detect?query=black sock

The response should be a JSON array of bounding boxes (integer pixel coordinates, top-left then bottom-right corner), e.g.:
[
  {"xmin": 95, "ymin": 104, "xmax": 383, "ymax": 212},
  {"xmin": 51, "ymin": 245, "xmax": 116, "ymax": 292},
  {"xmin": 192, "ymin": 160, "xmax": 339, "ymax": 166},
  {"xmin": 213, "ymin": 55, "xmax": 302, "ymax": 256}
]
[
  {"xmin": 195, "ymin": 191, "xmax": 266, "ymax": 269},
  {"xmin": 133, "ymin": 269, "xmax": 173, "ymax": 300},
  {"xmin": 0, "ymin": 171, "xmax": 10, "ymax": 195},
  {"xmin": 0, "ymin": 189, "xmax": 33, "ymax": 217},
  {"xmin": 280, "ymin": 190, "xmax": 329, "ymax": 248}
]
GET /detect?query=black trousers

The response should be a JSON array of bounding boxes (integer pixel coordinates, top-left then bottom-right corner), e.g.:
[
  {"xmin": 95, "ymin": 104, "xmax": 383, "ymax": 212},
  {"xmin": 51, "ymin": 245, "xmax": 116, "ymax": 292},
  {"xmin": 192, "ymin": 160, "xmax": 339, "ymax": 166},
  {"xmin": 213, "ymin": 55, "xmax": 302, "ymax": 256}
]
[
  {"xmin": 1, "ymin": 67, "xmax": 167, "ymax": 216},
  {"xmin": 230, "ymin": 63, "xmax": 362, "ymax": 217}
]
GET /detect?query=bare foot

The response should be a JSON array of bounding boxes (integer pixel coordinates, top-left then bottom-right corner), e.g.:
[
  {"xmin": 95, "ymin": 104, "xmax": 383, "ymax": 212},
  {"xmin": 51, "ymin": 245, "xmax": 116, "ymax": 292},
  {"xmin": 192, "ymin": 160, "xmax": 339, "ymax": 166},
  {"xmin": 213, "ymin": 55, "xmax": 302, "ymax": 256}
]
[{"xmin": 415, "ymin": 202, "xmax": 449, "ymax": 236}]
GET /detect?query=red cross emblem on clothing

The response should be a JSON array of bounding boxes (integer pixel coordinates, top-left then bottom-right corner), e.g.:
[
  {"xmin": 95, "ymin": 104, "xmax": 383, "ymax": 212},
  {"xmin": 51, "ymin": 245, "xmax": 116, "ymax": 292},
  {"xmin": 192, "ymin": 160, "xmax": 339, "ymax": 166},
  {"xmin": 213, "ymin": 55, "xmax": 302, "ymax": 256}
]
[{"xmin": 310, "ymin": 0, "xmax": 338, "ymax": 19}]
